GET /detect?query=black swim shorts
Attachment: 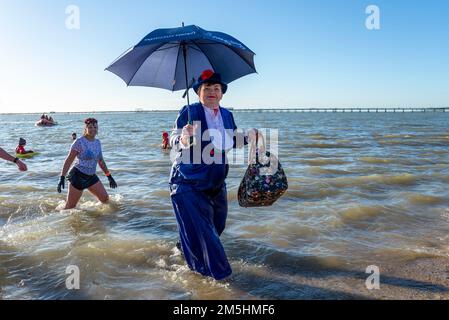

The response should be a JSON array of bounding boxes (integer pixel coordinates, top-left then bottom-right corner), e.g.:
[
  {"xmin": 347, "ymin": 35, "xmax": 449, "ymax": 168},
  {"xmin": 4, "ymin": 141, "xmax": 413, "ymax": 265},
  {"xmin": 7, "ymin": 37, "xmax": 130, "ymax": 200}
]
[{"xmin": 67, "ymin": 167, "xmax": 100, "ymax": 191}]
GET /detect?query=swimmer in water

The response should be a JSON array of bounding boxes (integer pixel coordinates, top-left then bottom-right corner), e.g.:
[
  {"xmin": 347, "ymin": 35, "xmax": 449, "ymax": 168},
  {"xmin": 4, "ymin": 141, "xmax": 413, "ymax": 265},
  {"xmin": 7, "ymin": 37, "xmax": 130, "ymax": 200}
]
[
  {"xmin": 15, "ymin": 138, "xmax": 34, "ymax": 155},
  {"xmin": 57, "ymin": 118, "xmax": 118, "ymax": 209}
]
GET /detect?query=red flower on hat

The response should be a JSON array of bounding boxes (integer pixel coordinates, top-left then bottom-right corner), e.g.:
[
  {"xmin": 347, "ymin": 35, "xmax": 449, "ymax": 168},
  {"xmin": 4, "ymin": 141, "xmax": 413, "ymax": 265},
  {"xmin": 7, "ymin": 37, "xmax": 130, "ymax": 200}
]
[{"xmin": 200, "ymin": 69, "xmax": 214, "ymax": 80}]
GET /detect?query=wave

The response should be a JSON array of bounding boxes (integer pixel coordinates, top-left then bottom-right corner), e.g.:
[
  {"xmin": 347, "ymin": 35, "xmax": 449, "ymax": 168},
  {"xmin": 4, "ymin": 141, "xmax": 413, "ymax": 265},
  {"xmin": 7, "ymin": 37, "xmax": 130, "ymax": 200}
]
[
  {"xmin": 70, "ymin": 237, "xmax": 173, "ymax": 266},
  {"xmin": 339, "ymin": 205, "xmax": 400, "ymax": 224},
  {"xmin": 359, "ymin": 157, "xmax": 392, "ymax": 164},
  {"xmin": 329, "ymin": 173, "xmax": 419, "ymax": 188},
  {"xmin": 0, "ymin": 185, "xmax": 42, "ymax": 192},
  {"xmin": 1, "ymin": 196, "xmax": 121, "ymax": 249},
  {"xmin": 307, "ymin": 167, "xmax": 354, "ymax": 175},
  {"xmin": 300, "ymin": 143, "xmax": 357, "ymax": 149},
  {"xmin": 284, "ymin": 187, "xmax": 341, "ymax": 200},
  {"xmin": 148, "ymin": 189, "xmax": 171, "ymax": 198},
  {"xmin": 234, "ymin": 222, "xmax": 321, "ymax": 247},
  {"xmin": 301, "ymin": 159, "xmax": 349, "ymax": 166},
  {"xmin": 300, "ymin": 152, "xmax": 335, "ymax": 158},
  {"xmin": 437, "ymin": 175, "xmax": 449, "ymax": 182},
  {"xmin": 0, "ymin": 197, "xmax": 63, "ymax": 223},
  {"xmin": 370, "ymin": 247, "xmax": 442, "ymax": 262},
  {"xmin": 407, "ymin": 194, "xmax": 446, "ymax": 206},
  {"xmin": 25, "ymin": 171, "xmax": 62, "ymax": 178},
  {"xmin": 306, "ymin": 134, "xmax": 328, "ymax": 140},
  {"xmin": 55, "ymin": 194, "xmax": 124, "ymax": 214},
  {"xmin": 0, "ymin": 211, "xmax": 71, "ymax": 247},
  {"xmin": 375, "ymin": 139, "xmax": 449, "ymax": 147},
  {"xmin": 340, "ymin": 206, "xmax": 385, "ymax": 221},
  {"xmin": 376, "ymin": 134, "xmax": 416, "ymax": 139}
]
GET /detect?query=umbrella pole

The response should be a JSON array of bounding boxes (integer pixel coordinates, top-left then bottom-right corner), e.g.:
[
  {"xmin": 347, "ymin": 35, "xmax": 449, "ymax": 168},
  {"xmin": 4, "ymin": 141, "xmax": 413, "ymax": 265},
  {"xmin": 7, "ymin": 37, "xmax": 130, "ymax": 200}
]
[
  {"xmin": 182, "ymin": 42, "xmax": 195, "ymax": 146},
  {"xmin": 182, "ymin": 42, "xmax": 191, "ymax": 124}
]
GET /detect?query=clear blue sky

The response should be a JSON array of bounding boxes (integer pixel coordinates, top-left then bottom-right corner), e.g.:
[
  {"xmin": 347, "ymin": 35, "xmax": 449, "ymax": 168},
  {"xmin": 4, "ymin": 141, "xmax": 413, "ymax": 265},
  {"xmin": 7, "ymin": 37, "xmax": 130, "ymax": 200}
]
[{"xmin": 0, "ymin": 0, "xmax": 448, "ymax": 113}]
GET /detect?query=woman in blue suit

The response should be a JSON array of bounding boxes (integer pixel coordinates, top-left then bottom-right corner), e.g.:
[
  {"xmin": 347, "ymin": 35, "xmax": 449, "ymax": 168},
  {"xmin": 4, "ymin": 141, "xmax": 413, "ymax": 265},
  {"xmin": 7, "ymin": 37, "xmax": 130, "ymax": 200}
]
[{"xmin": 169, "ymin": 70, "xmax": 259, "ymax": 280}]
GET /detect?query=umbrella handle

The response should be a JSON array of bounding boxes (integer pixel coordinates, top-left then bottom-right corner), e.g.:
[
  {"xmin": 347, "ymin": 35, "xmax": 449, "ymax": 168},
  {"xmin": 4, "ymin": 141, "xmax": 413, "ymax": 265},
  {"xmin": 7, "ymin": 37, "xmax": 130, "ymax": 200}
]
[
  {"xmin": 182, "ymin": 78, "xmax": 196, "ymax": 99},
  {"xmin": 187, "ymin": 117, "xmax": 196, "ymax": 146},
  {"xmin": 189, "ymin": 136, "xmax": 196, "ymax": 146},
  {"xmin": 181, "ymin": 43, "xmax": 196, "ymax": 146}
]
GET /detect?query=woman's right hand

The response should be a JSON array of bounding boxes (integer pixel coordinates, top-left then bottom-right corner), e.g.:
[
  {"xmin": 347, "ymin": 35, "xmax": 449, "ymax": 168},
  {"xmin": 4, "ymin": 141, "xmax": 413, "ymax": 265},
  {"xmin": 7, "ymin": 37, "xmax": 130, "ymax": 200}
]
[
  {"xmin": 57, "ymin": 176, "xmax": 65, "ymax": 193},
  {"xmin": 181, "ymin": 124, "xmax": 197, "ymax": 145}
]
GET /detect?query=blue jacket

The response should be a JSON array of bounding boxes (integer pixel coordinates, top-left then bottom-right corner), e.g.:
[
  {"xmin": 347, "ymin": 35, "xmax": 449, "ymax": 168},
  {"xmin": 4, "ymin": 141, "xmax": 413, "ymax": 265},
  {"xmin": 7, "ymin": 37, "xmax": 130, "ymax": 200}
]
[{"xmin": 169, "ymin": 103, "xmax": 245, "ymax": 194}]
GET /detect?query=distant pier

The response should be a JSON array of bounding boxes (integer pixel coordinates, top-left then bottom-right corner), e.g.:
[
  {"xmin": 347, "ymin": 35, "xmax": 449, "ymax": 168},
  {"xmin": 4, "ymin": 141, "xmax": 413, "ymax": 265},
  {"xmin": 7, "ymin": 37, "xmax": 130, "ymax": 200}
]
[{"xmin": 233, "ymin": 107, "xmax": 449, "ymax": 113}]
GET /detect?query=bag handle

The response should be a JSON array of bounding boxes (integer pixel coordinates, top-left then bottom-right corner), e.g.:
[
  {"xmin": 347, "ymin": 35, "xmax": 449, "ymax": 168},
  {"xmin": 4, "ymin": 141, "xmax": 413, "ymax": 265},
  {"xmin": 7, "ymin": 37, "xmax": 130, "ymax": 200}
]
[
  {"xmin": 249, "ymin": 129, "xmax": 267, "ymax": 165},
  {"xmin": 255, "ymin": 129, "xmax": 259, "ymax": 164}
]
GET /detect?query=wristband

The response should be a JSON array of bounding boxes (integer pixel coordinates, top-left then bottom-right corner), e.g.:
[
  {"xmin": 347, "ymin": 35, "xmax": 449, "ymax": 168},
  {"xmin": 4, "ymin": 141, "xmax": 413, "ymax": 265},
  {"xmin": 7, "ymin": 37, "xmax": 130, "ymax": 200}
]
[
  {"xmin": 105, "ymin": 171, "xmax": 111, "ymax": 177},
  {"xmin": 13, "ymin": 157, "xmax": 19, "ymax": 163}
]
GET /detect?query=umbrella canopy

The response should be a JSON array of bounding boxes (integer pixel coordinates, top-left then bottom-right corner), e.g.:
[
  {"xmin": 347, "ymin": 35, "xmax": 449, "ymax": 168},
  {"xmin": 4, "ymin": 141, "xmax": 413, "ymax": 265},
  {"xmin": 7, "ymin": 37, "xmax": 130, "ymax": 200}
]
[{"xmin": 105, "ymin": 24, "xmax": 257, "ymax": 92}]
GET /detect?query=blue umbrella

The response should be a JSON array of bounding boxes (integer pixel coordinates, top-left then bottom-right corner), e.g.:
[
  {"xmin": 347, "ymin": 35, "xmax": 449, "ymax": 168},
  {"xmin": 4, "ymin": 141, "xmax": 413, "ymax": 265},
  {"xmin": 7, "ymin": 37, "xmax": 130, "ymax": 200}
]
[{"xmin": 106, "ymin": 24, "xmax": 257, "ymax": 122}]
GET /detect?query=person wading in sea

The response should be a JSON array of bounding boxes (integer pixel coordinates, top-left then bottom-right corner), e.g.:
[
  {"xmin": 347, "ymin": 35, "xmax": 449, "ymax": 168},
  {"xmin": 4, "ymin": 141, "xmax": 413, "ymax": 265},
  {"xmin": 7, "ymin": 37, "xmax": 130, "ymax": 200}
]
[
  {"xmin": 57, "ymin": 118, "xmax": 117, "ymax": 209},
  {"xmin": 168, "ymin": 70, "xmax": 261, "ymax": 280}
]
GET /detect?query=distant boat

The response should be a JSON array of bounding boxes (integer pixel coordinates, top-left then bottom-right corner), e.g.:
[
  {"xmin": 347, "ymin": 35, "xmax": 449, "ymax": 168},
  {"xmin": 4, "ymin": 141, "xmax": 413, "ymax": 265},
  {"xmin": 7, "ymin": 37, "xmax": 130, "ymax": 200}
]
[{"xmin": 35, "ymin": 119, "xmax": 57, "ymax": 127}]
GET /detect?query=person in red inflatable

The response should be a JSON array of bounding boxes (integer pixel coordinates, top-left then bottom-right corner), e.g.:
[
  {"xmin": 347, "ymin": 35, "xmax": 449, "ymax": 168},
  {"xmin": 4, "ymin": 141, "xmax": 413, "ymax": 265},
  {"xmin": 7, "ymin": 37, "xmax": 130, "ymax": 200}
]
[
  {"xmin": 161, "ymin": 131, "xmax": 170, "ymax": 150},
  {"xmin": 15, "ymin": 138, "xmax": 34, "ymax": 155}
]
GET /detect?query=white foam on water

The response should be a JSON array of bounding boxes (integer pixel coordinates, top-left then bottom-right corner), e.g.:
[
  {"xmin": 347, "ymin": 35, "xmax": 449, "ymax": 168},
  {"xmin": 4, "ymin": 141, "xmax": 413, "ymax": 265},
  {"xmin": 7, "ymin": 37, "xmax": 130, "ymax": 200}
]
[
  {"xmin": 155, "ymin": 258, "xmax": 167, "ymax": 268},
  {"xmin": 54, "ymin": 194, "xmax": 124, "ymax": 215},
  {"xmin": 170, "ymin": 246, "xmax": 182, "ymax": 257},
  {"xmin": 0, "ymin": 210, "xmax": 72, "ymax": 248}
]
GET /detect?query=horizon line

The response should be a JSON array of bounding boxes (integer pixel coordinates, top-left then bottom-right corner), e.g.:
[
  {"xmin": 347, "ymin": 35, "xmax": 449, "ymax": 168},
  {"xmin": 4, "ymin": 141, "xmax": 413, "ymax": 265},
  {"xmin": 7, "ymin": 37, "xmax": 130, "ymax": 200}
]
[{"xmin": 2, "ymin": 106, "xmax": 449, "ymax": 115}]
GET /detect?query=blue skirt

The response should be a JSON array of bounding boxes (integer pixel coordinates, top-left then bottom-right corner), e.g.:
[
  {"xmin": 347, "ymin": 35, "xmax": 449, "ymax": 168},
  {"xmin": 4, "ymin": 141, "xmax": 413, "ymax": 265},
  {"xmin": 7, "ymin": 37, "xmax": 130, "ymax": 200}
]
[{"xmin": 171, "ymin": 185, "xmax": 231, "ymax": 280}]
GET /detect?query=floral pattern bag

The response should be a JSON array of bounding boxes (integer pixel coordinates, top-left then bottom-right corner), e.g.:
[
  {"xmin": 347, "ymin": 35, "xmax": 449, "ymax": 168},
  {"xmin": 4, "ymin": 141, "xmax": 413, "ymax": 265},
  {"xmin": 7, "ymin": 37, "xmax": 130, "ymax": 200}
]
[{"xmin": 238, "ymin": 132, "xmax": 288, "ymax": 207}]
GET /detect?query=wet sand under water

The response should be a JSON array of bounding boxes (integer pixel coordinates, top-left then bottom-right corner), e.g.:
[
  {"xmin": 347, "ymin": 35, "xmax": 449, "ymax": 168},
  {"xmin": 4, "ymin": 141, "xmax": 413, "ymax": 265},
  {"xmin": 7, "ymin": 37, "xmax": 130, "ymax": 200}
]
[
  {"xmin": 2, "ymin": 239, "xmax": 449, "ymax": 300},
  {"xmin": 1, "ymin": 202, "xmax": 449, "ymax": 300}
]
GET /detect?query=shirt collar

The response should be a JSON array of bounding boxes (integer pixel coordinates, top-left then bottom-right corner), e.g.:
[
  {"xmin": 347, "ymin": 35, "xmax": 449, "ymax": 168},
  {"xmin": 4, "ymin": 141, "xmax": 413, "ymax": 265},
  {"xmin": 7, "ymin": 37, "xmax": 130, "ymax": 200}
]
[{"xmin": 202, "ymin": 104, "xmax": 220, "ymax": 117}]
